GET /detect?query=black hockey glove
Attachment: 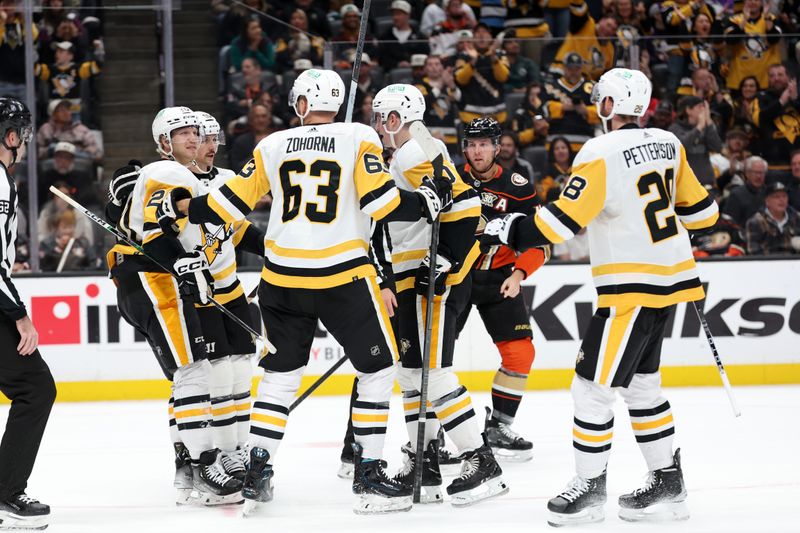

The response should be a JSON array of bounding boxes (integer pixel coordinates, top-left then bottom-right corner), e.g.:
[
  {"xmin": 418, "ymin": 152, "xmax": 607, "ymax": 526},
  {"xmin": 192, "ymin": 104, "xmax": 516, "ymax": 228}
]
[
  {"xmin": 415, "ymin": 253, "xmax": 454, "ymax": 296},
  {"xmin": 480, "ymin": 213, "xmax": 526, "ymax": 253},
  {"xmin": 108, "ymin": 160, "xmax": 142, "ymax": 206},
  {"xmin": 173, "ymin": 251, "xmax": 213, "ymax": 305},
  {"xmin": 156, "ymin": 187, "xmax": 191, "ymax": 236},
  {"xmin": 415, "ymin": 175, "xmax": 453, "ymax": 223}
]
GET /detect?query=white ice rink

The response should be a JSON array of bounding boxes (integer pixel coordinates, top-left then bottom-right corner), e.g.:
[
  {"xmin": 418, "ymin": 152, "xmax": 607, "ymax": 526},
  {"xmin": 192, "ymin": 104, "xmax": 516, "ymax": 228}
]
[{"xmin": 4, "ymin": 385, "xmax": 799, "ymax": 533}]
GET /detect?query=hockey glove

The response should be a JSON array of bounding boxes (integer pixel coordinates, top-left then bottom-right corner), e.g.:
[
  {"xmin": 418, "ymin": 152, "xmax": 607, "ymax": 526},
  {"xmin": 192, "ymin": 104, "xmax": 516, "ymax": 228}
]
[
  {"xmin": 415, "ymin": 175, "xmax": 453, "ymax": 223},
  {"xmin": 157, "ymin": 187, "xmax": 191, "ymax": 236},
  {"xmin": 108, "ymin": 160, "xmax": 142, "ymax": 206},
  {"xmin": 415, "ymin": 253, "xmax": 453, "ymax": 296},
  {"xmin": 173, "ymin": 251, "xmax": 213, "ymax": 305},
  {"xmin": 480, "ymin": 213, "xmax": 526, "ymax": 252}
]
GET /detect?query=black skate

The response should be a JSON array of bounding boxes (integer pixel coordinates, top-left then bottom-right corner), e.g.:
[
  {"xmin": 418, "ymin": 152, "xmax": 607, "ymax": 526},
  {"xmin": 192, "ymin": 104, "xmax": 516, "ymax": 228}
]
[
  {"xmin": 173, "ymin": 442, "xmax": 194, "ymax": 505},
  {"xmin": 352, "ymin": 443, "xmax": 412, "ymax": 514},
  {"xmin": 192, "ymin": 449, "xmax": 244, "ymax": 506},
  {"xmin": 436, "ymin": 426, "xmax": 461, "ymax": 467},
  {"xmin": 339, "ymin": 441, "xmax": 355, "ymax": 479},
  {"xmin": 242, "ymin": 447, "xmax": 274, "ymax": 517},
  {"xmin": 618, "ymin": 449, "xmax": 689, "ymax": 522},
  {"xmin": 547, "ymin": 472, "xmax": 607, "ymax": 527},
  {"xmin": 395, "ymin": 441, "xmax": 443, "ymax": 504},
  {"xmin": 446, "ymin": 442, "xmax": 508, "ymax": 507},
  {"xmin": 219, "ymin": 449, "xmax": 247, "ymax": 481},
  {"xmin": 0, "ymin": 493, "xmax": 49, "ymax": 530},
  {"xmin": 485, "ymin": 407, "xmax": 533, "ymax": 462}
]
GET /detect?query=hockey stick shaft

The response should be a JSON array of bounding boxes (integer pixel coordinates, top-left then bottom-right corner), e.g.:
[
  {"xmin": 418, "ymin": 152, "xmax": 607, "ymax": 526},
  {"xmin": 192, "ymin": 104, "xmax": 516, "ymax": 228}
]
[
  {"xmin": 692, "ymin": 300, "xmax": 741, "ymax": 417},
  {"xmin": 343, "ymin": 0, "xmax": 371, "ymax": 123},
  {"xmin": 289, "ymin": 355, "xmax": 350, "ymax": 412},
  {"xmin": 49, "ymin": 186, "xmax": 275, "ymax": 352}
]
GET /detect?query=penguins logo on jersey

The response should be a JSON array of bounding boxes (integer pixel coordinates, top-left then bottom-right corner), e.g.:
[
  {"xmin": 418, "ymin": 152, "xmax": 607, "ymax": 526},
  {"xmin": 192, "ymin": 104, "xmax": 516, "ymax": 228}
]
[
  {"xmin": 198, "ymin": 223, "xmax": 236, "ymax": 265},
  {"xmin": 745, "ymin": 36, "xmax": 767, "ymax": 59}
]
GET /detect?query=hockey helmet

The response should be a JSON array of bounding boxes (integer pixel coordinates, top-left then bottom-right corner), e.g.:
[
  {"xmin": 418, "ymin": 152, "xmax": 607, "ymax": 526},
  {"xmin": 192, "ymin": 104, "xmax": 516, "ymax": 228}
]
[
  {"xmin": 462, "ymin": 117, "xmax": 502, "ymax": 149},
  {"xmin": 372, "ymin": 84, "xmax": 426, "ymax": 126},
  {"xmin": 152, "ymin": 106, "xmax": 199, "ymax": 157},
  {"xmin": 591, "ymin": 68, "xmax": 651, "ymax": 130},
  {"xmin": 194, "ymin": 111, "xmax": 225, "ymax": 146},
  {"xmin": 0, "ymin": 97, "xmax": 32, "ymax": 167},
  {"xmin": 289, "ymin": 69, "xmax": 345, "ymax": 122}
]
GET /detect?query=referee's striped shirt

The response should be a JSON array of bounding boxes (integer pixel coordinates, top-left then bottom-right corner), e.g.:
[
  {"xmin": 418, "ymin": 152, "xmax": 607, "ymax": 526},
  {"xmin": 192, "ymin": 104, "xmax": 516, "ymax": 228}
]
[{"xmin": 0, "ymin": 162, "xmax": 26, "ymax": 320}]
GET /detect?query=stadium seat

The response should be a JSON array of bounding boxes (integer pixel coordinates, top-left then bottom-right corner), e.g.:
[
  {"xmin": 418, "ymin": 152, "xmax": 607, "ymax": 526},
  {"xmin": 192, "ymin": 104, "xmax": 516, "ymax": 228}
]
[
  {"xmin": 504, "ymin": 92, "xmax": 525, "ymax": 117},
  {"xmin": 388, "ymin": 67, "xmax": 413, "ymax": 84},
  {"xmin": 521, "ymin": 145, "xmax": 548, "ymax": 177},
  {"xmin": 218, "ymin": 45, "xmax": 232, "ymax": 95},
  {"xmin": 374, "ymin": 16, "xmax": 394, "ymax": 37}
]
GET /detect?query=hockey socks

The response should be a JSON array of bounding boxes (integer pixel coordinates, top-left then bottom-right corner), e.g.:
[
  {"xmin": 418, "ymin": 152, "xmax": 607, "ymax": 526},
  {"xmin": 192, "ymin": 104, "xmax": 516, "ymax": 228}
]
[
  {"xmin": 491, "ymin": 339, "xmax": 535, "ymax": 424},
  {"xmin": 402, "ymin": 390, "xmax": 439, "ymax": 447}
]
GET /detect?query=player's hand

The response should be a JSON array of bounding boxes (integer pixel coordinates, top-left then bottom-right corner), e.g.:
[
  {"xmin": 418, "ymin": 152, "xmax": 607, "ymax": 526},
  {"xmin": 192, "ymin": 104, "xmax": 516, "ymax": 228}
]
[
  {"xmin": 480, "ymin": 213, "xmax": 526, "ymax": 252},
  {"xmin": 381, "ymin": 288, "xmax": 397, "ymax": 317},
  {"xmin": 157, "ymin": 187, "xmax": 191, "ymax": 235},
  {"xmin": 108, "ymin": 160, "xmax": 141, "ymax": 206},
  {"xmin": 415, "ymin": 174, "xmax": 452, "ymax": 222},
  {"xmin": 415, "ymin": 253, "xmax": 453, "ymax": 296},
  {"xmin": 173, "ymin": 251, "xmax": 212, "ymax": 305},
  {"xmin": 16, "ymin": 315, "xmax": 39, "ymax": 356},
  {"xmin": 500, "ymin": 269, "xmax": 525, "ymax": 299}
]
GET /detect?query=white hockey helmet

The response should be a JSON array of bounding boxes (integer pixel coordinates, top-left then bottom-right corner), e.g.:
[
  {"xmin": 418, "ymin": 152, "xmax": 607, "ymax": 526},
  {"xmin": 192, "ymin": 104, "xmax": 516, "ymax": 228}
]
[
  {"xmin": 152, "ymin": 106, "xmax": 199, "ymax": 156},
  {"xmin": 372, "ymin": 84, "xmax": 426, "ymax": 148},
  {"xmin": 194, "ymin": 111, "xmax": 225, "ymax": 146},
  {"xmin": 591, "ymin": 68, "xmax": 651, "ymax": 130},
  {"xmin": 288, "ymin": 69, "xmax": 345, "ymax": 122}
]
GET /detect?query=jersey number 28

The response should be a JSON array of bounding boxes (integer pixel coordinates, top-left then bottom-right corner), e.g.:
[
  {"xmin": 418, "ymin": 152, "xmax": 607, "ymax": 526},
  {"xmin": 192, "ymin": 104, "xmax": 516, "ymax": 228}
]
[
  {"xmin": 638, "ymin": 168, "xmax": 677, "ymax": 243},
  {"xmin": 279, "ymin": 159, "xmax": 342, "ymax": 223}
]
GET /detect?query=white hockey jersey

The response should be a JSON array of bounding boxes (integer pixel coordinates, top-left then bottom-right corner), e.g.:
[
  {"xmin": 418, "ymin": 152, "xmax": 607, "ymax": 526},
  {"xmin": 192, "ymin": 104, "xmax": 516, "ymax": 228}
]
[
  {"xmin": 387, "ymin": 138, "xmax": 482, "ymax": 293},
  {"xmin": 530, "ymin": 125, "xmax": 719, "ymax": 308},
  {"xmin": 201, "ymin": 122, "xmax": 401, "ymax": 289}
]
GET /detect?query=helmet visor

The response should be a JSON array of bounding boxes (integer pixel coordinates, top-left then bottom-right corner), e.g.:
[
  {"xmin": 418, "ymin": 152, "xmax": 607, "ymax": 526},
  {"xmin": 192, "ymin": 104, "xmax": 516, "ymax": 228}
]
[{"xmin": 590, "ymin": 83, "xmax": 601, "ymax": 105}]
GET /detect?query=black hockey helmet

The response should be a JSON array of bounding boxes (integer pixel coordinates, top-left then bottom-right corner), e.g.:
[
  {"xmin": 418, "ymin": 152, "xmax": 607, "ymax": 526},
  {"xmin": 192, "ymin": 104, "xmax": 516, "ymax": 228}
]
[
  {"xmin": 462, "ymin": 117, "xmax": 502, "ymax": 150},
  {"xmin": 0, "ymin": 97, "xmax": 33, "ymax": 167}
]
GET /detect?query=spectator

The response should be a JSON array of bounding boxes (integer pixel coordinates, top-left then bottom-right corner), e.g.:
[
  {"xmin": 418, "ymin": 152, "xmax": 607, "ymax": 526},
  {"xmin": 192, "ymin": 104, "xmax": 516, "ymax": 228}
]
[
  {"xmin": 755, "ymin": 64, "xmax": 799, "ymax": 182},
  {"xmin": 745, "ymin": 181, "xmax": 800, "ymax": 255},
  {"xmin": 50, "ymin": 12, "xmax": 89, "ymax": 62},
  {"xmin": 503, "ymin": 0, "xmax": 549, "ymax": 61},
  {"xmin": 36, "ymin": 99, "xmax": 102, "ymax": 162},
  {"xmin": 550, "ymin": 0, "xmax": 617, "ymax": 81},
  {"xmin": 230, "ymin": 16, "xmax": 275, "ymax": 71},
  {"xmin": 662, "ymin": 0, "xmax": 715, "ymax": 93},
  {"xmin": 35, "ymin": 41, "xmax": 101, "ymax": 117},
  {"xmin": 337, "ymin": 52, "xmax": 377, "ymax": 122},
  {"xmin": 479, "ymin": 0, "xmax": 507, "ymax": 33},
  {"xmin": 218, "ymin": 0, "xmax": 283, "ymax": 47},
  {"xmin": 0, "ymin": 0, "xmax": 38, "ymax": 99},
  {"xmin": 284, "ymin": 0, "xmax": 331, "ymax": 40},
  {"xmin": 543, "ymin": 0, "xmax": 571, "ymax": 39},
  {"xmin": 429, "ymin": 0, "xmax": 475, "ymax": 59},
  {"xmin": 712, "ymin": 127, "xmax": 752, "ymax": 192},
  {"xmin": 510, "ymin": 81, "xmax": 548, "ymax": 148},
  {"xmin": 37, "ymin": 181, "xmax": 94, "ymax": 245},
  {"xmin": 543, "ymin": 52, "xmax": 599, "ymax": 152},
  {"xmin": 731, "ymin": 75, "xmax": 760, "ymax": 138},
  {"xmin": 680, "ymin": 68, "xmax": 733, "ymax": 133},
  {"xmin": 410, "ymin": 53, "xmax": 427, "ymax": 83},
  {"xmin": 228, "ymin": 103, "xmax": 280, "ymax": 171},
  {"xmin": 38, "ymin": 141, "xmax": 99, "ymax": 210},
  {"xmin": 537, "ymin": 136, "xmax": 574, "ymax": 203},
  {"xmin": 421, "ymin": 0, "xmax": 476, "ymax": 38},
  {"xmin": 415, "ymin": 54, "xmax": 462, "ymax": 153},
  {"xmin": 497, "ymin": 132, "xmax": 534, "ymax": 179},
  {"xmin": 39, "ymin": 209, "xmax": 99, "ymax": 271},
  {"xmin": 646, "ymin": 100, "xmax": 675, "ymax": 130},
  {"xmin": 502, "ymin": 29, "xmax": 541, "ymax": 93},
  {"xmin": 669, "ymin": 96, "xmax": 722, "ymax": 187},
  {"xmin": 722, "ymin": 155, "xmax": 768, "ymax": 227},
  {"xmin": 333, "ymin": 4, "xmax": 377, "ymax": 63},
  {"xmin": 692, "ymin": 186, "xmax": 746, "ymax": 257},
  {"xmin": 787, "ymin": 150, "xmax": 800, "ymax": 211},
  {"xmin": 353, "ymin": 93, "xmax": 374, "ymax": 125},
  {"xmin": 274, "ymin": 9, "xmax": 325, "ymax": 71},
  {"xmin": 225, "ymin": 57, "xmax": 276, "ymax": 125},
  {"xmin": 610, "ymin": 0, "xmax": 651, "ymax": 36},
  {"xmin": 723, "ymin": 0, "xmax": 782, "ymax": 91},
  {"xmin": 36, "ymin": 0, "xmax": 79, "ymax": 56},
  {"xmin": 454, "ymin": 22, "xmax": 509, "ymax": 123},
  {"xmin": 377, "ymin": 0, "xmax": 429, "ymax": 71}
]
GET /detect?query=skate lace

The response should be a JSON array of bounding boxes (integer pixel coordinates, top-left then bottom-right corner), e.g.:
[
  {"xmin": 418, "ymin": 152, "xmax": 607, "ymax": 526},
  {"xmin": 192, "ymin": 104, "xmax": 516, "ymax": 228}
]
[
  {"xmin": 498, "ymin": 423, "xmax": 523, "ymax": 442},
  {"xmin": 220, "ymin": 453, "xmax": 239, "ymax": 471},
  {"xmin": 15, "ymin": 493, "xmax": 39, "ymax": 505},
  {"xmin": 559, "ymin": 476, "xmax": 590, "ymax": 503},
  {"xmin": 204, "ymin": 463, "xmax": 235, "ymax": 485},
  {"xmin": 456, "ymin": 454, "xmax": 480, "ymax": 481},
  {"xmin": 633, "ymin": 472, "xmax": 657, "ymax": 496},
  {"xmin": 235, "ymin": 448, "xmax": 249, "ymax": 464}
]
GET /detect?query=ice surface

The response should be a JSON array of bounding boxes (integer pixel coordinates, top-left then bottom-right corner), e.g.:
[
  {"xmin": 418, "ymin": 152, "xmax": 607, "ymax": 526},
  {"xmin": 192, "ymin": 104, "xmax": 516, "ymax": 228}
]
[{"xmin": 3, "ymin": 386, "xmax": 798, "ymax": 533}]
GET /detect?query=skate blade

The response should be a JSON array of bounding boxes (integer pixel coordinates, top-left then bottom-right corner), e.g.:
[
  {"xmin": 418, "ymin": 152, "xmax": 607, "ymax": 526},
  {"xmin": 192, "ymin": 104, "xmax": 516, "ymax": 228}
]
[
  {"xmin": 337, "ymin": 462, "xmax": 354, "ymax": 480},
  {"xmin": 449, "ymin": 476, "xmax": 509, "ymax": 507},
  {"xmin": 0, "ymin": 511, "xmax": 49, "ymax": 530},
  {"xmin": 187, "ymin": 490, "xmax": 244, "ymax": 506},
  {"xmin": 242, "ymin": 498, "xmax": 268, "ymax": 518},
  {"xmin": 547, "ymin": 505, "xmax": 604, "ymax": 527},
  {"xmin": 618, "ymin": 500, "xmax": 690, "ymax": 522},
  {"xmin": 417, "ymin": 485, "xmax": 444, "ymax": 504},
  {"xmin": 175, "ymin": 488, "xmax": 194, "ymax": 506},
  {"xmin": 353, "ymin": 494, "xmax": 413, "ymax": 515},
  {"xmin": 491, "ymin": 446, "xmax": 533, "ymax": 463}
]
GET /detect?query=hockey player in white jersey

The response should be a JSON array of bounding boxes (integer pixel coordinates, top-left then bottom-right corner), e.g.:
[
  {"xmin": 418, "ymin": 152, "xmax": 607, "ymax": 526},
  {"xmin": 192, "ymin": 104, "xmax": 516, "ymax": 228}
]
[
  {"xmin": 157, "ymin": 69, "xmax": 453, "ymax": 515},
  {"xmin": 481, "ymin": 68, "xmax": 719, "ymax": 526},
  {"xmin": 108, "ymin": 107, "xmax": 242, "ymax": 505},
  {"xmin": 371, "ymin": 84, "xmax": 509, "ymax": 506}
]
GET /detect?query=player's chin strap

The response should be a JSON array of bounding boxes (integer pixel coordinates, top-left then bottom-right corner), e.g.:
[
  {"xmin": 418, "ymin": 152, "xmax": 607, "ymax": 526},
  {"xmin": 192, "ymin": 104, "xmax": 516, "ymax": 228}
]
[
  {"xmin": 294, "ymin": 101, "xmax": 311, "ymax": 126},
  {"xmin": 384, "ymin": 119, "xmax": 404, "ymax": 149},
  {"xmin": 596, "ymin": 103, "xmax": 615, "ymax": 134},
  {"xmin": 1, "ymin": 136, "xmax": 22, "ymax": 169}
]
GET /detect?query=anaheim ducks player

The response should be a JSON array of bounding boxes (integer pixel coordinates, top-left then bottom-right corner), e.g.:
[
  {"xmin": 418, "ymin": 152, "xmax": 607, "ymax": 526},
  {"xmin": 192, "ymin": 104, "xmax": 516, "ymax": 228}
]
[
  {"xmin": 457, "ymin": 116, "xmax": 548, "ymax": 462},
  {"xmin": 158, "ymin": 69, "xmax": 452, "ymax": 515},
  {"xmin": 107, "ymin": 107, "xmax": 242, "ymax": 505},
  {"xmin": 481, "ymin": 68, "xmax": 719, "ymax": 526},
  {"xmin": 371, "ymin": 84, "xmax": 508, "ymax": 507}
]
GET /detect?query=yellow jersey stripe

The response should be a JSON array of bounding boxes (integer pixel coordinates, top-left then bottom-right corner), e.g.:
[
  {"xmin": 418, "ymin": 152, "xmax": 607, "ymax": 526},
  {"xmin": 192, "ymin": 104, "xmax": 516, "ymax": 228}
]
[
  {"xmin": 260, "ymin": 264, "xmax": 376, "ymax": 289},
  {"xmin": 631, "ymin": 414, "xmax": 674, "ymax": 431},
  {"xmin": 265, "ymin": 239, "xmax": 369, "ymax": 259},
  {"xmin": 352, "ymin": 413, "xmax": 390, "ymax": 423},
  {"xmin": 437, "ymin": 396, "xmax": 472, "ymax": 420},
  {"xmin": 599, "ymin": 308, "xmax": 636, "ymax": 385},
  {"xmin": 591, "ymin": 258, "xmax": 697, "ymax": 277},
  {"xmin": 573, "ymin": 429, "xmax": 613, "ymax": 443},
  {"xmin": 251, "ymin": 413, "xmax": 287, "ymax": 427}
]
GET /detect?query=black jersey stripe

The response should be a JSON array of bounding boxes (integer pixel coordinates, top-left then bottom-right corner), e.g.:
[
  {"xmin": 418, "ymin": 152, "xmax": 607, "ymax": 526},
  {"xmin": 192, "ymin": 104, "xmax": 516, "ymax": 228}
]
[
  {"xmin": 675, "ymin": 194, "xmax": 714, "ymax": 216},
  {"xmin": 359, "ymin": 180, "xmax": 397, "ymax": 209},
  {"xmin": 546, "ymin": 203, "xmax": 583, "ymax": 235},
  {"xmin": 595, "ymin": 278, "xmax": 702, "ymax": 296},
  {"xmin": 218, "ymin": 184, "xmax": 252, "ymax": 217},
  {"xmin": 264, "ymin": 256, "xmax": 371, "ymax": 278},
  {"xmin": 574, "ymin": 417, "xmax": 615, "ymax": 432},
  {"xmin": 629, "ymin": 401, "xmax": 671, "ymax": 418},
  {"xmin": 634, "ymin": 427, "xmax": 676, "ymax": 443}
]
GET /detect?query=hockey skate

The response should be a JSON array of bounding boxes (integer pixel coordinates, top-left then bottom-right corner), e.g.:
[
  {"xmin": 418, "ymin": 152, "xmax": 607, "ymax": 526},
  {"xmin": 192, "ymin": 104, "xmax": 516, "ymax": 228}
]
[
  {"xmin": 190, "ymin": 449, "xmax": 244, "ymax": 506},
  {"xmin": 435, "ymin": 427, "xmax": 461, "ymax": 468},
  {"xmin": 219, "ymin": 449, "xmax": 247, "ymax": 481},
  {"xmin": 547, "ymin": 472, "xmax": 607, "ymax": 527},
  {"xmin": 618, "ymin": 449, "xmax": 689, "ymax": 522},
  {"xmin": 242, "ymin": 447, "xmax": 274, "ymax": 517},
  {"xmin": 446, "ymin": 441, "xmax": 508, "ymax": 507},
  {"xmin": 352, "ymin": 443, "xmax": 412, "ymax": 514},
  {"xmin": 0, "ymin": 492, "xmax": 50, "ymax": 530},
  {"xmin": 485, "ymin": 408, "xmax": 533, "ymax": 462},
  {"xmin": 395, "ymin": 441, "xmax": 443, "ymax": 504},
  {"xmin": 173, "ymin": 442, "xmax": 194, "ymax": 505},
  {"xmin": 338, "ymin": 441, "xmax": 355, "ymax": 479}
]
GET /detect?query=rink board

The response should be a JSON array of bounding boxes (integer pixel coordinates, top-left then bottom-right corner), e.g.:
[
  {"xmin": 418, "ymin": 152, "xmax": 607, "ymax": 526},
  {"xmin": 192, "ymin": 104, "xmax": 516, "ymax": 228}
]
[{"xmin": 3, "ymin": 258, "xmax": 799, "ymax": 402}]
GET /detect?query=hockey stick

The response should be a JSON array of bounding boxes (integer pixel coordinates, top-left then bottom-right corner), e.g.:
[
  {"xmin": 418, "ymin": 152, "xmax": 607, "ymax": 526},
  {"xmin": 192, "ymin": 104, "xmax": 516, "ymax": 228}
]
[
  {"xmin": 692, "ymin": 300, "xmax": 741, "ymax": 417},
  {"xmin": 408, "ymin": 121, "xmax": 448, "ymax": 503},
  {"xmin": 289, "ymin": 355, "xmax": 350, "ymax": 412},
  {"xmin": 49, "ymin": 186, "xmax": 277, "ymax": 354},
  {"xmin": 343, "ymin": 0, "xmax": 372, "ymax": 123}
]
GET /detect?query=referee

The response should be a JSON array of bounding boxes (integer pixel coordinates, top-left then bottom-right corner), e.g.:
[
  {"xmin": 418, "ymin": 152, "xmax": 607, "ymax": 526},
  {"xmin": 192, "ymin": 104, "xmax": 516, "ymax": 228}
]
[{"xmin": 0, "ymin": 97, "xmax": 56, "ymax": 530}]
